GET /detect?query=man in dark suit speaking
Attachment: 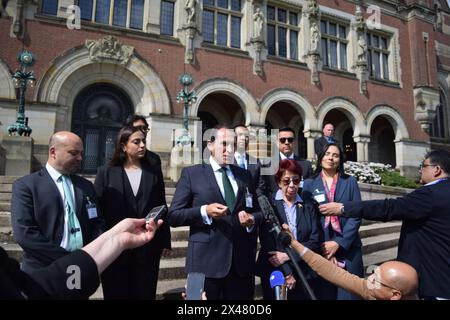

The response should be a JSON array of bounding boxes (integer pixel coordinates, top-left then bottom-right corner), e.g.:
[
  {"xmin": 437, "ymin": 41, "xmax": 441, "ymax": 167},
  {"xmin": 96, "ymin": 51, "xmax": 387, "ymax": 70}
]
[
  {"xmin": 168, "ymin": 127, "xmax": 263, "ymax": 299},
  {"xmin": 11, "ymin": 131, "xmax": 104, "ymax": 275},
  {"xmin": 319, "ymin": 149, "xmax": 450, "ymax": 300}
]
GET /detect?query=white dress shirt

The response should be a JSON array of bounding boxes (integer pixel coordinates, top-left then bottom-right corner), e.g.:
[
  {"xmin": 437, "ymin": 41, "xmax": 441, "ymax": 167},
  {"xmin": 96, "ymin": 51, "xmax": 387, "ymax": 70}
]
[
  {"xmin": 280, "ymin": 152, "xmax": 294, "ymax": 160},
  {"xmin": 234, "ymin": 152, "xmax": 247, "ymax": 170},
  {"xmin": 45, "ymin": 163, "xmax": 76, "ymax": 250}
]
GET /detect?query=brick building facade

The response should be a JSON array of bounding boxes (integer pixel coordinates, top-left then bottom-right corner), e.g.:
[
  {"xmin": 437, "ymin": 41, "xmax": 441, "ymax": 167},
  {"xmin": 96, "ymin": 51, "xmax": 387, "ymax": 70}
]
[{"xmin": 0, "ymin": 0, "xmax": 449, "ymax": 178}]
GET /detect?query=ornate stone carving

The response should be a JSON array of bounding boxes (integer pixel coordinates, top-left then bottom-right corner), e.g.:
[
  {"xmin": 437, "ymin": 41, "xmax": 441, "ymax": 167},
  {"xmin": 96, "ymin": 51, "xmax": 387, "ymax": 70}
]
[
  {"xmin": 413, "ymin": 86, "xmax": 440, "ymax": 134},
  {"xmin": 304, "ymin": 1, "xmax": 321, "ymax": 85},
  {"xmin": 252, "ymin": 6, "xmax": 264, "ymax": 40},
  {"xmin": 352, "ymin": 5, "xmax": 369, "ymax": 95},
  {"xmin": 185, "ymin": 0, "xmax": 197, "ymax": 25},
  {"xmin": 85, "ymin": 36, "xmax": 134, "ymax": 65}
]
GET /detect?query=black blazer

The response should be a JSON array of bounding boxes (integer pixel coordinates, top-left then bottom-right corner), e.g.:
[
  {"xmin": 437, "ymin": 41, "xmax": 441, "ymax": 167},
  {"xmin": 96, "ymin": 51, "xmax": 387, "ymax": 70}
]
[
  {"xmin": 168, "ymin": 163, "xmax": 263, "ymax": 278},
  {"xmin": 314, "ymin": 136, "xmax": 340, "ymax": 156},
  {"xmin": 94, "ymin": 163, "xmax": 171, "ymax": 252},
  {"xmin": 266, "ymin": 155, "xmax": 313, "ymax": 195},
  {"xmin": 11, "ymin": 168, "xmax": 104, "ymax": 274},
  {"xmin": 343, "ymin": 179, "xmax": 450, "ymax": 298},
  {"xmin": 234, "ymin": 153, "xmax": 266, "ymax": 197},
  {"xmin": 256, "ymin": 195, "xmax": 321, "ymax": 279}
]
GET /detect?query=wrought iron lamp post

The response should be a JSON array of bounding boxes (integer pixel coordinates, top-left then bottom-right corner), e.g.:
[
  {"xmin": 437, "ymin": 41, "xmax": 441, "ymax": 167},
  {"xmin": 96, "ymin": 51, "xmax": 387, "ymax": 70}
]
[
  {"xmin": 8, "ymin": 50, "xmax": 36, "ymax": 136},
  {"xmin": 176, "ymin": 73, "xmax": 197, "ymax": 146}
]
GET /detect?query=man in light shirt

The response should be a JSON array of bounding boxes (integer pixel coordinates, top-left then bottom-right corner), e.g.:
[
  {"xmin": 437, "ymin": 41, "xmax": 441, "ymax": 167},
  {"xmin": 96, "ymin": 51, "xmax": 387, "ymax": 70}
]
[
  {"xmin": 233, "ymin": 124, "xmax": 266, "ymax": 197},
  {"xmin": 11, "ymin": 131, "xmax": 104, "ymax": 275},
  {"xmin": 168, "ymin": 127, "xmax": 262, "ymax": 299}
]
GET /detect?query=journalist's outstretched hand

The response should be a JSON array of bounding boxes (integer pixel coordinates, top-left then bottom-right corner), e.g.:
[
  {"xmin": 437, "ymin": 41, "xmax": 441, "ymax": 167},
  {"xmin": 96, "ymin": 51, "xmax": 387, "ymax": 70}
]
[{"xmin": 82, "ymin": 218, "xmax": 163, "ymax": 273}]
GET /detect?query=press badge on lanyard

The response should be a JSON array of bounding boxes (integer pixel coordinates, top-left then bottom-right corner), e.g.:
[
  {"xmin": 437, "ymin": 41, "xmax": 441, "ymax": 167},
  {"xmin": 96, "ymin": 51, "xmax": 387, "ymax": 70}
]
[
  {"xmin": 313, "ymin": 188, "xmax": 327, "ymax": 204},
  {"xmin": 245, "ymin": 188, "xmax": 253, "ymax": 208},
  {"xmin": 86, "ymin": 196, "xmax": 98, "ymax": 219}
]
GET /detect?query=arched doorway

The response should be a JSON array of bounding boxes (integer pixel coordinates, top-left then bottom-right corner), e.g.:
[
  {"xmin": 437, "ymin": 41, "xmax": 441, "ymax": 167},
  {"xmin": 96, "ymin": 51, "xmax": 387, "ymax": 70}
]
[
  {"xmin": 197, "ymin": 93, "xmax": 244, "ymax": 153},
  {"xmin": 71, "ymin": 83, "xmax": 133, "ymax": 173},
  {"xmin": 369, "ymin": 116, "xmax": 396, "ymax": 166},
  {"xmin": 265, "ymin": 101, "xmax": 307, "ymax": 159},
  {"xmin": 323, "ymin": 109, "xmax": 357, "ymax": 162}
]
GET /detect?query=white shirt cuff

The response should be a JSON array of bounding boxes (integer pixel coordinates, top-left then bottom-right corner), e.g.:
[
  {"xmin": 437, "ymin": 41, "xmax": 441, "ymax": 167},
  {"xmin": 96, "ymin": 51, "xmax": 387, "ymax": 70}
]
[{"xmin": 200, "ymin": 205, "xmax": 213, "ymax": 225}]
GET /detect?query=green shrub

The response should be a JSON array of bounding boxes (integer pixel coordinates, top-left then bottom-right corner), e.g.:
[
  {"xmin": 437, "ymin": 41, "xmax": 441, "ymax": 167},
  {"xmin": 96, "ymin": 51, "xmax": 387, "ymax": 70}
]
[{"xmin": 379, "ymin": 170, "xmax": 420, "ymax": 189}]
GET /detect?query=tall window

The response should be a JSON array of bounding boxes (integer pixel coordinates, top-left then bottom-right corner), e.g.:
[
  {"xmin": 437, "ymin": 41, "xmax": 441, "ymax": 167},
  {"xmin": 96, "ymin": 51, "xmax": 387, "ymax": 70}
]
[
  {"xmin": 431, "ymin": 92, "xmax": 447, "ymax": 138},
  {"xmin": 41, "ymin": 0, "xmax": 58, "ymax": 15},
  {"xmin": 202, "ymin": 0, "xmax": 242, "ymax": 48},
  {"xmin": 160, "ymin": 1, "xmax": 175, "ymax": 36},
  {"xmin": 321, "ymin": 20, "xmax": 348, "ymax": 70},
  {"xmin": 367, "ymin": 32, "xmax": 390, "ymax": 80},
  {"xmin": 79, "ymin": 0, "xmax": 145, "ymax": 30},
  {"xmin": 267, "ymin": 5, "xmax": 300, "ymax": 60}
]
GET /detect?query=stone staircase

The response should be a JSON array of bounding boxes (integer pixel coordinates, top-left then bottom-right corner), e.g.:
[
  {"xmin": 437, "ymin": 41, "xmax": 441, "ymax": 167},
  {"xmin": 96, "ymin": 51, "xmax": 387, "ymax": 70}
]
[{"xmin": 0, "ymin": 175, "xmax": 402, "ymax": 300}]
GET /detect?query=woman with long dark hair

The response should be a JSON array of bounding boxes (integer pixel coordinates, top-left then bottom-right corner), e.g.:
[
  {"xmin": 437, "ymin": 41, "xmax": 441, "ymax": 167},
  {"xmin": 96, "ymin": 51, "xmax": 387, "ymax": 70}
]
[
  {"xmin": 256, "ymin": 159, "xmax": 321, "ymax": 300},
  {"xmin": 94, "ymin": 126, "xmax": 171, "ymax": 299},
  {"xmin": 302, "ymin": 143, "xmax": 363, "ymax": 300}
]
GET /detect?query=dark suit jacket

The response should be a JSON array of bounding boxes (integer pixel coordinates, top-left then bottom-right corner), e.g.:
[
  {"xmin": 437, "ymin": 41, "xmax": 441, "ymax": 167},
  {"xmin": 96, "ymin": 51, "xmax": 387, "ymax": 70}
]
[
  {"xmin": 255, "ymin": 195, "xmax": 321, "ymax": 280},
  {"xmin": 234, "ymin": 153, "xmax": 266, "ymax": 197},
  {"xmin": 314, "ymin": 136, "xmax": 340, "ymax": 156},
  {"xmin": 266, "ymin": 155, "xmax": 313, "ymax": 195},
  {"xmin": 11, "ymin": 168, "xmax": 104, "ymax": 274},
  {"xmin": 342, "ymin": 179, "xmax": 450, "ymax": 298},
  {"xmin": 168, "ymin": 163, "xmax": 263, "ymax": 278},
  {"xmin": 94, "ymin": 163, "xmax": 171, "ymax": 252},
  {"xmin": 302, "ymin": 174, "xmax": 363, "ymax": 277},
  {"xmin": 0, "ymin": 246, "xmax": 99, "ymax": 300}
]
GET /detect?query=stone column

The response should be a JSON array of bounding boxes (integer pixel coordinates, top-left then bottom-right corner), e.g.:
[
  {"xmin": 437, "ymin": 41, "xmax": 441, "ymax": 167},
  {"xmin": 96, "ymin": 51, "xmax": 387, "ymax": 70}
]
[
  {"xmin": 353, "ymin": 135, "xmax": 371, "ymax": 162},
  {"xmin": 3, "ymin": 135, "xmax": 34, "ymax": 175},
  {"xmin": 304, "ymin": 129, "xmax": 321, "ymax": 161},
  {"xmin": 395, "ymin": 139, "xmax": 428, "ymax": 179}
]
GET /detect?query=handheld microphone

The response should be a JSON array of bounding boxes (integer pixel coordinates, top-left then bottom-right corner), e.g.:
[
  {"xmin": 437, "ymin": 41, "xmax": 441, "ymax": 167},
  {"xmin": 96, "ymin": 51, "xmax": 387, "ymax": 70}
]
[
  {"xmin": 270, "ymin": 270, "xmax": 285, "ymax": 300},
  {"xmin": 257, "ymin": 195, "xmax": 291, "ymax": 246}
]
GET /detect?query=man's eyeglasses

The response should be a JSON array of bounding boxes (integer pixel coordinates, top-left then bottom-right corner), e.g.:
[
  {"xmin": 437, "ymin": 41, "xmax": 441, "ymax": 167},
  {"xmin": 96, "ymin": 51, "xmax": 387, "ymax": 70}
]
[
  {"xmin": 367, "ymin": 270, "xmax": 401, "ymax": 292},
  {"xmin": 279, "ymin": 137, "xmax": 294, "ymax": 144},
  {"xmin": 418, "ymin": 163, "xmax": 437, "ymax": 170},
  {"xmin": 280, "ymin": 177, "xmax": 301, "ymax": 186}
]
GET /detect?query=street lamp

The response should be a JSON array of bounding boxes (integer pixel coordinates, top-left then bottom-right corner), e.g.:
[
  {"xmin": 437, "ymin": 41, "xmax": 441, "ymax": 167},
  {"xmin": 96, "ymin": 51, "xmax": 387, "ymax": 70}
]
[
  {"xmin": 8, "ymin": 50, "xmax": 36, "ymax": 136},
  {"xmin": 176, "ymin": 73, "xmax": 197, "ymax": 146}
]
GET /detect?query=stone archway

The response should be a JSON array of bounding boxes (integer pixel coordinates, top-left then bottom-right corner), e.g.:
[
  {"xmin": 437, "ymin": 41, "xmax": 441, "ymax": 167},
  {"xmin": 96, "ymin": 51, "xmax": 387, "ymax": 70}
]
[
  {"xmin": 259, "ymin": 89, "xmax": 317, "ymax": 160},
  {"xmin": 0, "ymin": 59, "xmax": 15, "ymax": 100},
  {"xmin": 317, "ymin": 97, "xmax": 366, "ymax": 162},
  {"xmin": 35, "ymin": 38, "xmax": 171, "ymax": 131},
  {"xmin": 366, "ymin": 104, "xmax": 410, "ymax": 168}
]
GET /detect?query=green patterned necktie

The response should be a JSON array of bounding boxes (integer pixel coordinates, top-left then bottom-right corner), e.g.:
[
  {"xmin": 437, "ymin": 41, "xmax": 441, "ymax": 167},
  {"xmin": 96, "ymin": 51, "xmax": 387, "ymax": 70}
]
[
  {"xmin": 59, "ymin": 175, "xmax": 83, "ymax": 251},
  {"xmin": 219, "ymin": 167, "xmax": 236, "ymax": 212}
]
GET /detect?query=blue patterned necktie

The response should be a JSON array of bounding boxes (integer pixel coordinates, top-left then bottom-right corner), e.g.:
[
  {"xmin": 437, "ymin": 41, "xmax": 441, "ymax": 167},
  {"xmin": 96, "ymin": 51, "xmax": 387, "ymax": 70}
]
[{"xmin": 59, "ymin": 175, "xmax": 83, "ymax": 251}]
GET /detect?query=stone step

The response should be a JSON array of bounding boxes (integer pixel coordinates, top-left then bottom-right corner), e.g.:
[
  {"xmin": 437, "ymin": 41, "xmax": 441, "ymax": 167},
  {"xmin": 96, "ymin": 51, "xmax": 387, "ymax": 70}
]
[
  {"xmin": 159, "ymin": 257, "xmax": 186, "ymax": 280},
  {"xmin": 0, "ymin": 202, "xmax": 11, "ymax": 211},
  {"xmin": 0, "ymin": 193, "xmax": 12, "ymax": 201},
  {"xmin": 165, "ymin": 187, "xmax": 176, "ymax": 195},
  {"xmin": 0, "ymin": 212, "xmax": 11, "ymax": 228},
  {"xmin": 169, "ymin": 226, "xmax": 189, "ymax": 241},
  {"xmin": 358, "ymin": 221, "xmax": 402, "ymax": 238},
  {"xmin": 0, "ymin": 184, "xmax": 12, "ymax": 192},
  {"xmin": 0, "ymin": 226, "xmax": 13, "ymax": 242},
  {"xmin": 362, "ymin": 247, "xmax": 398, "ymax": 275},
  {"xmin": 0, "ymin": 243, "xmax": 22, "ymax": 262},
  {"xmin": 168, "ymin": 241, "xmax": 188, "ymax": 259},
  {"xmin": 0, "ymin": 176, "xmax": 20, "ymax": 184},
  {"xmin": 361, "ymin": 232, "xmax": 400, "ymax": 255}
]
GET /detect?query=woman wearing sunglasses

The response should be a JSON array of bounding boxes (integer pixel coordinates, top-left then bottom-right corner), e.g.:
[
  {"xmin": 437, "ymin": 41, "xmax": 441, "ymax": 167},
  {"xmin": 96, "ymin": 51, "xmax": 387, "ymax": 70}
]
[
  {"xmin": 302, "ymin": 143, "xmax": 363, "ymax": 300},
  {"xmin": 255, "ymin": 159, "xmax": 321, "ymax": 300}
]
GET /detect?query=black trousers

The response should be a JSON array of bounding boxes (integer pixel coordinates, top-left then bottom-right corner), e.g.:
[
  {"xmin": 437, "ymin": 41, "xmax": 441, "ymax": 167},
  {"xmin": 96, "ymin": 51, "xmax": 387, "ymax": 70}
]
[
  {"xmin": 204, "ymin": 266, "xmax": 254, "ymax": 300},
  {"xmin": 102, "ymin": 249, "xmax": 162, "ymax": 300}
]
